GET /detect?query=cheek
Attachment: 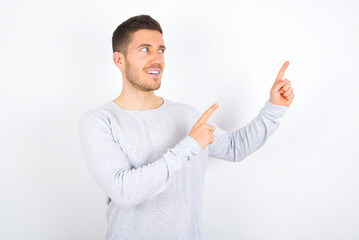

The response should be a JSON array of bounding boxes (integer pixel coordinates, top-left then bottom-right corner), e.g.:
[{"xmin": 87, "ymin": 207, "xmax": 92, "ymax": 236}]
[
  {"xmin": 127, "ymin": 58, "xmax": 146, "ymax": 71},
  {"xmin": 128, "ymin": 52, "xmax": 146, "ymax": 63}
]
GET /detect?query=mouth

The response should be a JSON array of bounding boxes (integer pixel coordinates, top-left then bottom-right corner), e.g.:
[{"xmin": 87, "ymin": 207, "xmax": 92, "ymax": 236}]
[{"xmin": 145, "ymin": 68, "xmax": 161, "ymax": 77}]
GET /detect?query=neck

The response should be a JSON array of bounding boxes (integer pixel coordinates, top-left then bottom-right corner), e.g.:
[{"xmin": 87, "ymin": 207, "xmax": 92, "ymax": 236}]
[{"xmin": 113, "ymin": 85, "xmax": 163, "ymax": 111}]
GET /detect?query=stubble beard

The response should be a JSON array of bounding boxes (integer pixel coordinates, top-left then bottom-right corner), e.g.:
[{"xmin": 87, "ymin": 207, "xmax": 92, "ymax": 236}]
[{"xmin": 125, "ymin": 61, "xmax": 161, "ymax": 92}]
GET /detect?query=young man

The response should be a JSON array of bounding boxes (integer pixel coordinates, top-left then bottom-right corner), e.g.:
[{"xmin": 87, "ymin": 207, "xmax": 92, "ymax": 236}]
[{"xmin": 78, "ymin": 15, "xmax": 295, "ymax": 240}]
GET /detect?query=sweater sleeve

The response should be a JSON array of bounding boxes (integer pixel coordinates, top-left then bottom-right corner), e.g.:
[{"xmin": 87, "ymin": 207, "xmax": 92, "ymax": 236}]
[
  {"xmin": 77, "ymin": 110, "xmax": 203, "ymax": 211},
  {"xmin": 207, "ymin": 100, "xmax": 289, "ymax": 162}
]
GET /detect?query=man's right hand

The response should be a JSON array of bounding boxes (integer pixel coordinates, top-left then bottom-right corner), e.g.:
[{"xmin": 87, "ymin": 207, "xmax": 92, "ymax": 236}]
[{"xmin": 189, "ymin": 103, "xmax": 219, "ymax": 149}]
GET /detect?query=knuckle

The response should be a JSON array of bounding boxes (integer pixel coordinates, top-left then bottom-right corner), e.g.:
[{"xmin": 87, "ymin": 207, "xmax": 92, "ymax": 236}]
[
  {"xmin": 207, "ymin": 124, "xmax": 215, "ymax": 131},
  {"xmin": 286, "ymin": 89, "xmax": 292, "ymax": 96}
]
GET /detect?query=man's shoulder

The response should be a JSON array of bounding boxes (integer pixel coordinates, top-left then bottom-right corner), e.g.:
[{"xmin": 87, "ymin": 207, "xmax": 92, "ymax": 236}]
[{"xmin": 78, "ymin": 101, "xmax": 113, "ymax": 127}]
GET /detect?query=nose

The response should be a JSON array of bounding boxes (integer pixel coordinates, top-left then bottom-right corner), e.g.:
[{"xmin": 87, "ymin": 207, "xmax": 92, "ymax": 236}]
[{"xmin": 149, "ymin": 51, "xmax": 164, "ymax": 66}]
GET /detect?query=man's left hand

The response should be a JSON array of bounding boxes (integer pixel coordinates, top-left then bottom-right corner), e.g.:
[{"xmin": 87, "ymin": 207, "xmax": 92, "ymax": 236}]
[{"xmin": 270, "ymin": 61, "xmax": 295, "ymax": 107}]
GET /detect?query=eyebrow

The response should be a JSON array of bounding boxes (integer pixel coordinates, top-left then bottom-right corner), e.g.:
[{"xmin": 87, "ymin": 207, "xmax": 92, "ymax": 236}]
[{"xmin": 136, "ymin": 43, "xmax": 166, "ymax": 50}]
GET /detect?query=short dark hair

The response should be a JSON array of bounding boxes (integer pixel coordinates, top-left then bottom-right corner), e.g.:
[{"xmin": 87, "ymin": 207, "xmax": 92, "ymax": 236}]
[{"xmin": 112, "ymin": 15, "xmax": 163, "ymax": 56}]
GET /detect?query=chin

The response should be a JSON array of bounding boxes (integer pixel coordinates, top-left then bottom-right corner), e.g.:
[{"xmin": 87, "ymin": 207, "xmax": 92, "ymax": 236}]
[{"xmin": 154, "ymin": 83, "xmax": 161, "ymax": 90}]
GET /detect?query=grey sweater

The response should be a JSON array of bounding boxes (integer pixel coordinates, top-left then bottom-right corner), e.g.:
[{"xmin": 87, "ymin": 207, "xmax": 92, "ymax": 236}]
[{"xmin": 77, "ymin": 98, "xmax": 288, "ymax": 240}]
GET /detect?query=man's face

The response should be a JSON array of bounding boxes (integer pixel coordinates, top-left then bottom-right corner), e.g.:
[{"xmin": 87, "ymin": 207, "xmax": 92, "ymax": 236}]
[{"xmin": 122, "ymin": 29, "xmax": 166, "ymax": 91}]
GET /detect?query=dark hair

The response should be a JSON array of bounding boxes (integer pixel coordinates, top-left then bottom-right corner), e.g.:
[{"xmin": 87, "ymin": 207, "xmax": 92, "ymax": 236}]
[{"xmin": 112, "ymin": 15, "xmax": 163, "ymax": 55}]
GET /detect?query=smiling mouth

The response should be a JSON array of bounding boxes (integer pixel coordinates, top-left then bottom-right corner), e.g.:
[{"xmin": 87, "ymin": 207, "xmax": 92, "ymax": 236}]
[{"xmin": 145, "ymin": 69, "xmax": 161, "ymax": 77}]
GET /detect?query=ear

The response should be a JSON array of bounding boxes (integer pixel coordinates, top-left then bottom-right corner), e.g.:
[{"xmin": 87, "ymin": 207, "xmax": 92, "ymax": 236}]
[{"xmin": 113, "ymin": 52, "xmax": 125, "ymax": 69}]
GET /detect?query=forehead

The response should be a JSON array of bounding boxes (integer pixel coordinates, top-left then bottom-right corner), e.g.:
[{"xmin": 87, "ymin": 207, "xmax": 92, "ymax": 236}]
[{"xmin": 128, "ymin": 29, "xmax": 165, "ymax": 49}]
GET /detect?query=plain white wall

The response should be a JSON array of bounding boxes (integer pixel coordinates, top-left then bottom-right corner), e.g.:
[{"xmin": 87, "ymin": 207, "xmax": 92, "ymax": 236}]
[{"xmin": 1, "ymin": 0, "xmax": 358, "ymax": 239}]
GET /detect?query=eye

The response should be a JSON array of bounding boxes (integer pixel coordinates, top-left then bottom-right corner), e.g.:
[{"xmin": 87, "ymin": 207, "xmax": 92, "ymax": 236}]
[
  {"xmin": 140, "ymin": 47, "xmax": 149, "ymax": 52},
  {"xmin": 159, "ymin": 48, "xmax": 165, "ymax": 53}
]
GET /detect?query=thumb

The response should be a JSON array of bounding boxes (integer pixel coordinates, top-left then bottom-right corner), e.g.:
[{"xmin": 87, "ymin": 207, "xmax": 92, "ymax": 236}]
[{"xmin": 272, "ymin": 79, "xmax": 287, "ymax": 92}]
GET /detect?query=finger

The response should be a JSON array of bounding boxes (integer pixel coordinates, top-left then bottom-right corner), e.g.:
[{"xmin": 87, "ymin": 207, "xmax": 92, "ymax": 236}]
[
  {"xmin": 206, "ymin": 124, "xmax": 216, "ymax": 132},
  {"xmin": 276, "ymin": 61, "xmax": 290, "ymax": 81},
  {"xmin": 280, "ymin": 80, "xmax": 291, "ymax": 93},
  {"xmin": 272, "ymin": 79, "xmax": 288, "ymax": 92},
  {"xmin": 282, "ymin": 87, "xmax": 293, "ymax": 97},
  {"xmin": 286, "ymin": 92, "xmax": 295, "ymax": 100},
  {"xmin": 209, "ymin": 132, "xmax": 215, "ymax": 142},
  {"xmin": 197, "ymin": 103, "xmax": 219, "ymax": 124}
]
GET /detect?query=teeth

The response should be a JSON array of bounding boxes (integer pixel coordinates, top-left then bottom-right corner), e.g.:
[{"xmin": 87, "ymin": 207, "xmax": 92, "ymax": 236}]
[{"xmin": 146, "ymin": 70, "xmax": 159, "ymax": 74}]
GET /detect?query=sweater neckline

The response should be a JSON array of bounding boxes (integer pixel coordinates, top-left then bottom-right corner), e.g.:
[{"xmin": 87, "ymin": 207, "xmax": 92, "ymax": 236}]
[{"xmin": 110, "ymin": 97, "xmax": 167, "ymax": 113}]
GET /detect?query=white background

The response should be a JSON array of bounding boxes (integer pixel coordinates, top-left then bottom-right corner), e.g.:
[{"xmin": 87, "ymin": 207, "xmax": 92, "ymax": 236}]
[{"xmin": 1, "ymin": 0, "xmax": 358, "ymax": 239}]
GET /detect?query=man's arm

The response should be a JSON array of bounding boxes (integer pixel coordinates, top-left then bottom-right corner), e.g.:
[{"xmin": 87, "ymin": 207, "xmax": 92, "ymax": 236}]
[
  {"xmin": 207, "ymin": 61, "xmax": 295, "ymax": 161},
  {"xmin": 207, "ymin": 100, "xmax": 288, "ymax": 161},
  {"xmin": 78, "ymin": 111, "xmax": 203, "ymax": 211}
]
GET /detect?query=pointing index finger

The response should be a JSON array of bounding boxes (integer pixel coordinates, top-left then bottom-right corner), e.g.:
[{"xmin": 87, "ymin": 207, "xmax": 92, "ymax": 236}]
[
  {"xmin": 197, "ymin": 103, "xmax": 219, "ymax": 124},
  {"xmin": 276, "ymin": 61, "xmax": 290, "ymax": 81}
]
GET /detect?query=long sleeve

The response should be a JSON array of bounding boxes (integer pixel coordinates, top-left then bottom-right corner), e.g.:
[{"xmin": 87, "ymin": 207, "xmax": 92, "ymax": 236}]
[
  {"xmin": 77, "ymin": 110, "xmax": 203, "ymax": 211},
  {"xmin": 207, "ymin": 100, "xmax": 289, "ymax": 162}
]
